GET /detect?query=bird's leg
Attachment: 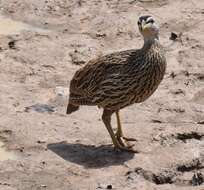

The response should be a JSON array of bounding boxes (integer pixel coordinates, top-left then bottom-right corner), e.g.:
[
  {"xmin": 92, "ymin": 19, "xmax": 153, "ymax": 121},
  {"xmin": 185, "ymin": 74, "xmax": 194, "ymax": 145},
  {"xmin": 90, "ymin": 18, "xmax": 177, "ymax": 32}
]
[
  {"xmin": 115, "ymin": 111, "xmax": 137, "ymax": 142},
  {"xmin": 115, "ymin": 111, "xmax": 124, "ymax": 137},
  {"xmin": 102, "ymin": 109, "xmax": 122, "ymax": 147},
  {"xmin": 115, "ymin": 110, "xmax": 127, "ymax": 147},
  {"xmin": 102, "ymin": 109, "xmax": 137, "ymax": 153}
]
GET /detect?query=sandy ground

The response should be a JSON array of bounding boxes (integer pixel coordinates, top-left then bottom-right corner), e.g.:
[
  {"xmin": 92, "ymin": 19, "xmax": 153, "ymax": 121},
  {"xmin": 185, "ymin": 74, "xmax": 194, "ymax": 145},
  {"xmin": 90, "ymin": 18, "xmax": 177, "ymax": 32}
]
[{"xmin": 0, "ymin": 0, "xmax": 204, "ymax": 189}]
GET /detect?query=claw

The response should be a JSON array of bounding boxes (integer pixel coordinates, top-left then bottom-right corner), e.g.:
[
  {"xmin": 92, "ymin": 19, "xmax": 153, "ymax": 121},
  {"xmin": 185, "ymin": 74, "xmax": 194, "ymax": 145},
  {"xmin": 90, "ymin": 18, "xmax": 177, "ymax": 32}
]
[{"xmin": 122, "ymin": 137, "xmax": 137, "ymax": 142}]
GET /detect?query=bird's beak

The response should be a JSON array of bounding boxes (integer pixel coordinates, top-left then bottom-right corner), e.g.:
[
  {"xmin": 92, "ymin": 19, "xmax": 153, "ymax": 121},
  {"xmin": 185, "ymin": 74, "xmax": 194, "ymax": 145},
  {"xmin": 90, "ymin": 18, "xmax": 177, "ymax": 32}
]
[{"xmin": 141, "ymin": 21, "xmax": 148, "ymax": 31}]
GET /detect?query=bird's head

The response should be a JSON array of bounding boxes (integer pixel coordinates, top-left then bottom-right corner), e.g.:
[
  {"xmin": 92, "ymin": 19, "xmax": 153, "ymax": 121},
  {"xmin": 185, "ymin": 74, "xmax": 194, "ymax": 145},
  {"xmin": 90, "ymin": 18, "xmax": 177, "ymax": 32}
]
[{"xmin": 138, "ymin": 15, "xmax": 159, "ymax": 40}]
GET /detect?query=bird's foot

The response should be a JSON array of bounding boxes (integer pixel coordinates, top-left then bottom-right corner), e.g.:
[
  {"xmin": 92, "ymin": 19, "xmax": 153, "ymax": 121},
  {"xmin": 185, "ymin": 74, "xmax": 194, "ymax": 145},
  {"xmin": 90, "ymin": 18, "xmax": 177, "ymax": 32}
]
[
  {"xmin": 116, "ymin": 136, "xmax": 134, "ymax": 148},
  {"xmin": 112, "ymin": 131, "xmax": 138, "ymax": 152},
  {"xmin": 115, "ymin": 133, "xmax": 136, "ymax": 146},
  {"xmin": 115, "ymin": 135, "xmax": 137, "ymax": 153},
  {"xmin": 110, "ymin": 135, "xmax": 138, "ymax": 153},
  {"xmin": 115, "ymin": 131, "xmax": 137, "ymax": 142},
  {"xmin": 113, "ymin": 142, "xmax": 138, "ymax": 153}
]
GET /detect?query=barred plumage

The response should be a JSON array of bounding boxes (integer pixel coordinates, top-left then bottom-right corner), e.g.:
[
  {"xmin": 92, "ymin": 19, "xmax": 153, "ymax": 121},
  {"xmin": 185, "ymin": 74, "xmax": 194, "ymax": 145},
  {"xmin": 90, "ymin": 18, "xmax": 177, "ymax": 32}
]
[{"xmin": 67, "ymin": 15, "xmax": 166, "ymax": 152}]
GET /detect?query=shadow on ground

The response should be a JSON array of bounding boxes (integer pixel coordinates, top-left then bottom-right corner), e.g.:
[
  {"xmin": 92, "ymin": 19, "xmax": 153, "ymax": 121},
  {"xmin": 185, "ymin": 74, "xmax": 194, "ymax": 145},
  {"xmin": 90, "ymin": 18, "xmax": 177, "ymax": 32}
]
[{"xmin": 47, "ymin": 142, "xmax": 135, "ymax": 168}]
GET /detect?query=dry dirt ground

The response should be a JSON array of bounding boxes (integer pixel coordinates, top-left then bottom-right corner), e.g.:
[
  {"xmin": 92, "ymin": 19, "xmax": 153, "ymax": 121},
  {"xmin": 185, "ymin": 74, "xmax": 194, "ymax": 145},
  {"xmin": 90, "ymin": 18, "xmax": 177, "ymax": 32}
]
[{"xmin": 0, "ymin": 0, "xmax": 204, "ymax": 189}]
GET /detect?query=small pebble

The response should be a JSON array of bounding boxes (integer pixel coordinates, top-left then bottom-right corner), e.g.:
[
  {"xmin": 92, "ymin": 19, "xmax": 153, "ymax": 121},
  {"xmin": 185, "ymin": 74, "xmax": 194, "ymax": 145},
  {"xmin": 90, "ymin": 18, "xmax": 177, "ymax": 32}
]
[
  {"xmin": 37, "ymin": 140, "xmax": 46, "ymax": 144},
  {"xmin": 106, "ymin": 185, "xmax": 112, "ymax": 189},
  {"xmin": 151, "ymin": 119, "xmax": 163, "ymax": 123},
  {"xmin": 169, "ymin": 32, "xmax": 178, "ymax": 41},
  {"xmin": 197, "ymin": 120, "xmax": 204, "ymax": 125},
  {"xmin": 40, "ymin": 184, "xmax": 47, "ymax": 188},
  {"xmin": 170, "ymin": 71, "xmax": 176, "ymax": 78},
  {"xmin": 8, "ymin": 40, "xmax": 16, "ymax": 49}
]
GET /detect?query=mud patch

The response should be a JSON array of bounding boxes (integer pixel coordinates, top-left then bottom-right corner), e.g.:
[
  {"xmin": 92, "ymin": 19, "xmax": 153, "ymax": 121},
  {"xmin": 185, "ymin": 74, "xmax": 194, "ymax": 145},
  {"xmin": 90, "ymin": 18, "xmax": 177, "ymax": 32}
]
[
  {"xmin": 126, "ymin": 164, "xmax": 204, "ymax": 186},
  {"xmin": 176, "ymin": 159, "xmax": 204, "ymax": 186},
  {"xmin": 152, "ymin": 131, "xmax": 204, "ymax": 146},
  {"xmin": 135, "ymin": 168, "xmax": 175, "ymax": 185},
  {"xmin": 176, "ymin": 159, "xmax": 204, "ymax": 172},
  {"xmin": 126, "ymin": 167, "xmax": 176, "ymax": 185},
  {"xmin": 176, "ymin": 132, "xmax": 204, "ymax": 143}
]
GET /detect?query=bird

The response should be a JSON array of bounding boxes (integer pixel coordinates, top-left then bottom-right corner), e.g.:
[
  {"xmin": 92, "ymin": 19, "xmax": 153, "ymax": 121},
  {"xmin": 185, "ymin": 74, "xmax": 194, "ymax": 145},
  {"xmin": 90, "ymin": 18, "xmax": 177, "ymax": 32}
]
[{"xmin": 66, "ymin": 15, "xmax": 166, "ymax": 152}]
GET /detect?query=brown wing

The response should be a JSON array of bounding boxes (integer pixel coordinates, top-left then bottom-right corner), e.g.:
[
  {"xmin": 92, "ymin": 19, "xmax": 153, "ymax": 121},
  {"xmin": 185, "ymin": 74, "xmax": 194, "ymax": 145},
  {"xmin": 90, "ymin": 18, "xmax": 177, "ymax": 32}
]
[{"xmin": 68, "ymin": 49, "xmax": 138, "ymax": 106}]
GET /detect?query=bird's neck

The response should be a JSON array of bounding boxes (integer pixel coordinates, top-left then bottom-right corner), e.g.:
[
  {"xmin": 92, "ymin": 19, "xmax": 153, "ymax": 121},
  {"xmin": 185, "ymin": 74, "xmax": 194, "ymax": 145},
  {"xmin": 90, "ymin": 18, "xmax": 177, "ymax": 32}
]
[{"xmin": 142, "ymin": 35, "xmax": 160, "ymax": 50}]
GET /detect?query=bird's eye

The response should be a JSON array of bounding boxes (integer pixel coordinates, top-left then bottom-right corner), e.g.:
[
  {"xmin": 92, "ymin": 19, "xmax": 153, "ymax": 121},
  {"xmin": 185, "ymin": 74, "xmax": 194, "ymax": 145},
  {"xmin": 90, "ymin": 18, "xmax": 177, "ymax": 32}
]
[{"xmin": 147, "ymin": 19, "xmax": 154, "ymax": 24}]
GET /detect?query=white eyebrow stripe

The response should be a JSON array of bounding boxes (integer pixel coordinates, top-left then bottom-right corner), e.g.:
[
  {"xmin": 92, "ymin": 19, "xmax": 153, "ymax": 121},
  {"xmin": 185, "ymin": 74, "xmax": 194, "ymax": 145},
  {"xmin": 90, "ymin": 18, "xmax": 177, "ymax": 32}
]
[{"xmin": 146, "ymin": 17, "xmax": 154, "ymax": 22}]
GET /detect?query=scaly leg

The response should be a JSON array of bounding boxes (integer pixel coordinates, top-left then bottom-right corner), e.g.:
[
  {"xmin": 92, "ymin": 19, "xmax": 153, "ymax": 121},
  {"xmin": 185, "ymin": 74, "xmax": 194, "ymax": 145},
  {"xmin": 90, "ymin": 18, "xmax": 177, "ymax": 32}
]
[
  {"xmin": 102, "ymin": 109, "xmax": 137, "ymax": 153},
  {"xmin": 115, "ymin": 111, "xmax": 137, "ymax": 142}
]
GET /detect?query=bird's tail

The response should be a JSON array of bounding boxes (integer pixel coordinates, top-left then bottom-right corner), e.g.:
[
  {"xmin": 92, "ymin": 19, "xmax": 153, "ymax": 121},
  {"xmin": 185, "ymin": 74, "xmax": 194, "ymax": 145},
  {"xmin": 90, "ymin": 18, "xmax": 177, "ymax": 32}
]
[{"xmin": 66, "ymin": 103, "xmax": 79, "ymax": 114}]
